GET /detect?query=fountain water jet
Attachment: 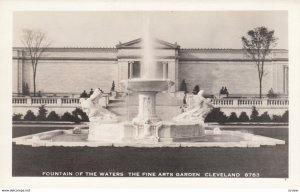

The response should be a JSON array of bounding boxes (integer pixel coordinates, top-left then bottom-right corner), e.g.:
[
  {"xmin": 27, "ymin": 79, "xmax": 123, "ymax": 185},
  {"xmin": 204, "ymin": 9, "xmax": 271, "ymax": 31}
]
[{"xmin": 142, "ymin": 16, "xmax": 157, "ymax": 79}]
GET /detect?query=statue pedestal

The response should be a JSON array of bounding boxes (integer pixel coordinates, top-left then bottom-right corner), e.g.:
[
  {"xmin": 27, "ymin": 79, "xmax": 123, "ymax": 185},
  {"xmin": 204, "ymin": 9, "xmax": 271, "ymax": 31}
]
[
  {"xmin": 120, "ymin": 79, "xmax": 175, "ymax": 141},
  {"xmin": 133, "ymin": 122, "xmax": 160, "ymax": 142},
  {"xmin": 132, "ymin": 91, "xmax": 161, "ymax": 124}
]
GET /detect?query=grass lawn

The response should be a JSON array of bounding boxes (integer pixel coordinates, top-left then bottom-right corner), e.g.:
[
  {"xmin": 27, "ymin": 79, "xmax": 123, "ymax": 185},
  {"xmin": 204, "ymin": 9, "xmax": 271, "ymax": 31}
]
[{"xmin": 12, "ymin": 125, "xmax": 288, "ymax": 178}]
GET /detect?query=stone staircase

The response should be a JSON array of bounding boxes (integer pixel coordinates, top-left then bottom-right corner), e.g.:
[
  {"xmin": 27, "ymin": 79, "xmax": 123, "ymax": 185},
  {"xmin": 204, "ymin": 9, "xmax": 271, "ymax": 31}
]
[{"xmin": 107, "ymin": 92, "xmax": 184, "ymax": 121}]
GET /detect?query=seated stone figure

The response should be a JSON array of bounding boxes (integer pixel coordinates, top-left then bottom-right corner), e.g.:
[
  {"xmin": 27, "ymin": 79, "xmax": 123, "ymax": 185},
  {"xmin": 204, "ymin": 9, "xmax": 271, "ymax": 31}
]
[
  {"xmin": 80, "ymin": 88, "xmax": 118, "ymax": 122},
  {"xmin": 173, "ymin": 90, "xmax": 214, "ymax": 123}
]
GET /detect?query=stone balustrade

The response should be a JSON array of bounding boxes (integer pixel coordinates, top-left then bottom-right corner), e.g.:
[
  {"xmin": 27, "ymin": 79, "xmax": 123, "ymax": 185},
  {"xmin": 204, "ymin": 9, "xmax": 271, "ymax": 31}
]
[
  {"xmin": 13, "ymin": 96, "xmax": 288, "ymax": 109},
  {"xmin": 12, "ymin": 96, "xmax": 109, "ymax": 107},
  {"xmin": 12, "ymin": 95, "xmax": 289, "ymax": 117},
  {"xmin": 211, "ymin": 98, "xmax": 288, "ymax": 108},
  {"xmin": 185, "ymin": 94, "xmax": 288, "ymax": 109}
]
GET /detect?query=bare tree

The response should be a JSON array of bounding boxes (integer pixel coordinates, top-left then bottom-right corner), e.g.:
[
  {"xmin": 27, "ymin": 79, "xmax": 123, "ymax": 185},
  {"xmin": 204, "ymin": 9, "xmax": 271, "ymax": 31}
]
[
  {"xmin": 21, "ymin": 29, "xmax": 51, "ymax": 96},
  {"xmin": 241, "ymin": 26, "xmax": 277, "ymax": 98}
]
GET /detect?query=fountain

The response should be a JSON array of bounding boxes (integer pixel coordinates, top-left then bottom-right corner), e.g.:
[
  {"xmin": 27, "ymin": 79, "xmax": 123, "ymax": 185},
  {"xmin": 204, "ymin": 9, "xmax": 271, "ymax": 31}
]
[
  {"xmin": 12, "ymin": 17, "xmax": 285, "ymax": 148},
  {"xmin": 75, "ymin": 16, "xmax": 210, "ymax": 143},
  {"xmin": 120, "ymin": 16, "xmax": 210, "ymax": 142}
]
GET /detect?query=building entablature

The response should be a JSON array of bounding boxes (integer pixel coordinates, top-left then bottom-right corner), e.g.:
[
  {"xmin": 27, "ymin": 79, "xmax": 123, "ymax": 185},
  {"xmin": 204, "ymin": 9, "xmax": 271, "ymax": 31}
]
[
  {"xmin": 12, "ymin": 47, "xmax": 118, "ymax": 61},
  {"xmin": 12, "ymin": 39, "xmax": 288, "ymax": 63},
  {"xmin": 179, "ymin": 48, "xmax": 288, "ymax": 62}
]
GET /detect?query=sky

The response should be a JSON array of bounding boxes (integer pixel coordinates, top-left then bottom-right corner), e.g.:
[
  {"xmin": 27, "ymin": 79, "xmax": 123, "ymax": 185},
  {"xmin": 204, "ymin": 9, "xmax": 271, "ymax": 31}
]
[{"xmin": 13, "ymin": 11, "xmax": 288, "ymax": 49}]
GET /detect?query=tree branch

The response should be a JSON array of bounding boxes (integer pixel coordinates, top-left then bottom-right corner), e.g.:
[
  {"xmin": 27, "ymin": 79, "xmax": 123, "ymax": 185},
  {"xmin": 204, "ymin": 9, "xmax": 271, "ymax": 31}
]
[
  {"xmin": 241, "ymin": 26, "xmax": 277, "ymax": 97},
  {"xmin": 21, "ymin": 29, "xmax": 51, "ymax": 95}
]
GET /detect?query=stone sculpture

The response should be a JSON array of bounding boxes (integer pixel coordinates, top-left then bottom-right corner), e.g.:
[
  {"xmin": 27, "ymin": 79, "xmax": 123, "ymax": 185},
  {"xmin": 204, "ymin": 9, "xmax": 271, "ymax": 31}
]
[
  {"xmin": 173, "ymin": 90, "xmax": 214, "ymax": 123},
  {"xmin": 80, "ymin": 88, "xmax": 118, "ymax": 123}
]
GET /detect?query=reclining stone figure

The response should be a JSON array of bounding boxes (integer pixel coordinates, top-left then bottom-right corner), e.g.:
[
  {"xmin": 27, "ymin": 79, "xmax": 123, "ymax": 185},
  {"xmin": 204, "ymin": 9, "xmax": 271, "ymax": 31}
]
[
  {"xmin": 80, "ymin": 88, "xmax": 118, "ymax": 123},
  {"xmin": 173, "ymin": 90, "xmax": 214, "ymax": 124}
]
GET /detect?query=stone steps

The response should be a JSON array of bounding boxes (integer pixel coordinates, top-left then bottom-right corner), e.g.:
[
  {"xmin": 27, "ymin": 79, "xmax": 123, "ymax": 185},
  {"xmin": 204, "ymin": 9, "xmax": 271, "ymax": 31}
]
[
  {"xmin": 107, "ymin": 104, "xmax": 182, "ymax": 121},
  {"xmin": 107, "ymin": 92, "xmax": 184, "ymax": 121},
  {"xmin": 115, "ymin": 92, "xmax": 184, "ymax": 106}
]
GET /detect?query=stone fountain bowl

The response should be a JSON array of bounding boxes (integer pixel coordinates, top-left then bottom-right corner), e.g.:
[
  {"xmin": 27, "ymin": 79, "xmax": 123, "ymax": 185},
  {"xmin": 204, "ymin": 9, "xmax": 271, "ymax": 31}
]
[{"xmin": 121, "ymin": 79, "xmax": 174, "ymax": 92}]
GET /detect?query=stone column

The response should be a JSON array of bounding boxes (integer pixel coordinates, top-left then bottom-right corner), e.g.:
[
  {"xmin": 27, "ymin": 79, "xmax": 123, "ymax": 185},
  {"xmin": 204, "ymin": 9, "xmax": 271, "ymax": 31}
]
[
  {"xmin": 283, "ymin": 66, "xmax": 288, "ymax": 95},
  {"xmin": 128, "ymin": 61, "xmax": 134, "ymax": 79},
  {"xmin": 162, "ymin": 62, "xmax": 168, "ymax": 79},
  {"xmin": 167, "ymin": 60, "xmax": 177, "ymax": 92},
  {"xmin": 117, "ymin": 60, "xmax": 130, "ymax": 92},
  {"xmin": 17, "ymin": 50, "xmax": 24, "ymax": 95}
]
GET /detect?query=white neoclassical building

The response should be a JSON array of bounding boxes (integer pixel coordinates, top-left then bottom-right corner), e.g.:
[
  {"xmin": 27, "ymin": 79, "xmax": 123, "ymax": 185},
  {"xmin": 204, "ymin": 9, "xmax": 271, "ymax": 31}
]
[
  {"xmin": 12, "ymin": 38, "xmax": 289, "ymax": 117},
  {"xmin": 13, "ymin": 38, "xmax": 288, "ymax": 97}
]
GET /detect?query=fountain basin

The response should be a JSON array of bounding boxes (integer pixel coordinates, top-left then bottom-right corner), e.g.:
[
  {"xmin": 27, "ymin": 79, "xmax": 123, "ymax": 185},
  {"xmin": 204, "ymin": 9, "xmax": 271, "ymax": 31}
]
[
  {"xmin": 121, "ymin": 79, "xmax": 174, "ymax": 92},
  {"xmin": 79, "ymin": 121, "xmax": 206, "ymax": 143},
  {"xmin": 12, "ymin": 127, "xmax": 285, "ymax": 148}
]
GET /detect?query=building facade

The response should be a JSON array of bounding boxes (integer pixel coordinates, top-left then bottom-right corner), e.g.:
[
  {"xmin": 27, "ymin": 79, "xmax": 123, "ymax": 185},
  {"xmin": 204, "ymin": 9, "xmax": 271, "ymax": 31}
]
[{"xmin": 12, "ymin": 38, "xmax": 288, "ymax": 97}]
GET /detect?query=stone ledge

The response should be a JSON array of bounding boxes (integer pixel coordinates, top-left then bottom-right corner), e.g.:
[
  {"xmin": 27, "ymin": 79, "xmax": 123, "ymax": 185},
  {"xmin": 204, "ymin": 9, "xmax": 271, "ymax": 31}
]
[{"xmin": 12, "ymin": 129, "xmax": 285, "ymax": 148}]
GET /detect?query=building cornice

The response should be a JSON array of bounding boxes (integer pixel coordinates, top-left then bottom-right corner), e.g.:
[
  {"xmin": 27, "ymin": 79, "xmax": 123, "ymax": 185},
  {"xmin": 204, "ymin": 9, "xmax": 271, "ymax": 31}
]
[
  {"xmin": 12, "ymin": 47, "xmax": 288, "ymax": 61},
  {"xmin": 117, "ymin": 56, "xmax": 178, "ymax": 60},
  {"xmin": 12, "ymin": 56, "xmax": 117, "ymax": 61},
  {"xmin": 13, "ymin": 47, "xmax": 117, "ymax": 52},
  {"xmin": 179, "ymin": 58, "xmax": 288, "ymax": 62},
  {"xmin": 180, "ymin": 48, "xmax": 288, "ymax": 52}
]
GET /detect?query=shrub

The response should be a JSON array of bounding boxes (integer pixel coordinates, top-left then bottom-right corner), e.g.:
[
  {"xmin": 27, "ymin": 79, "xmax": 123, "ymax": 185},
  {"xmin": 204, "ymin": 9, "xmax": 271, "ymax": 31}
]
[
  {"xmin": 250, "ymin": 106, "xmax": 259, "ymax": 122},
  {"xmin": 180, "ymin": 79, "xmax": 188, "ymax": 93},
  {"xmin": 192, "ymin": 85, "xmax": 200, "ymax": 95},
  {"xmin": 111, "ymin": 81, "xmax": 115, "ymax": 92},
  {"xmin": 227, "ymin": 112, "xmax": 239, "ymax": 122},
  {"xmin": 36, "ymin": 105, "xmax": 48, "ymax": 121},
  {"xmin": 22, "ymin": 82, "xmax": 30, "ymax": 96},
  {"xmin": 80, "ymin": 90, "xmax": 89, "ymax": 98},
  {"xmin": 281, "ymin": 110, "xmax": 288, "ymax": 122},
  {"xmin": 183, "ymin": 94, "xmax": 187, "ymax": 105},
  {"xmin": 46, "ymin": 111, "xmax": 60, "ymax": 121},
  {"xmin": 238, "ymin": 112, "xmax": 249, "ymax": 122},
  {"xmin": 23, "ymin": 110, "xmax": 36, "ymax": 121},
  {"xmin": 272, "ymin": 114, "xmax": 282, "ymax": 122},
  {"xmin": 259, "ymin": 112, "xmax": 271, "ymax": 122},
  {"xmin": 61, "ymin": 109, "xmax": 89, "ymax": 123},
  {"xmin": 72, "ymin": 108, "xmax": 89, "ymax": 123},
  {"xmin": 12, "ymin": 113, "xmax": 23, "ymax": 121},
  {"xmin": 205, "ymin": 108, "xmax": 227, "ymax": 124},
  {"xmin": 267, "ymin": 88, "xmax": 277, "ymax": 98},
  {"xmin": 61, "ymin": 112, "xmax": 75, "ymax": 122}
]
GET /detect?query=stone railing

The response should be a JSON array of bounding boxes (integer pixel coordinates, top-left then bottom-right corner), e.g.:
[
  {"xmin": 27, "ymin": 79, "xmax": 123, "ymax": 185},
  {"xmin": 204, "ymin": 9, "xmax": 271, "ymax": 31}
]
[
  {"xmin": 185, "ymin": 95, "xmax": 288, "ymax": 109},
  {"xmin": 12, "ymin": 96, "xmax": 288, "ymax": 109},
  {"xmin": 211, "ymin": 98, "xmax": 289, "ymax": 108},
  {"xmin": 12, "ymin": 96, "xmax": 109, "ymax": 107}
]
